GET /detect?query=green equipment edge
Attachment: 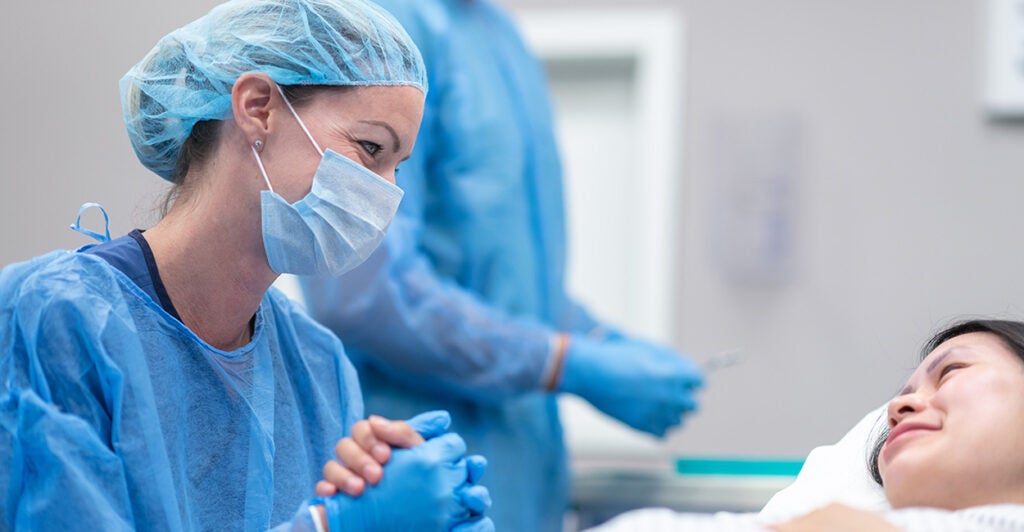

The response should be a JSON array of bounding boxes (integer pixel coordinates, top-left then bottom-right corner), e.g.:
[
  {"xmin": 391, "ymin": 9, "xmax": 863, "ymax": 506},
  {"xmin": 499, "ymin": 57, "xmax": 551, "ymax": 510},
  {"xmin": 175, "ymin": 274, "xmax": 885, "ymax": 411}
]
[{"xmin": 676, "ymin": 457, "xmax": 805, "ymax": 477}]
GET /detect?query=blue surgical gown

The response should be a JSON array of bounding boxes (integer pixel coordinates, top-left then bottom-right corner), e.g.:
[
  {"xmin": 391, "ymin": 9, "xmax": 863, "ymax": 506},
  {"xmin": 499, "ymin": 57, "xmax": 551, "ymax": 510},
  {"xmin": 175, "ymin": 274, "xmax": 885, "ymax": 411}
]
[
  {"xmin": 300, "ymin": 1, "xmax": 605, "ymax": 530},
  {"xmin": 0, "ymin": 248, "xmax": 362, "ymax": 530}
]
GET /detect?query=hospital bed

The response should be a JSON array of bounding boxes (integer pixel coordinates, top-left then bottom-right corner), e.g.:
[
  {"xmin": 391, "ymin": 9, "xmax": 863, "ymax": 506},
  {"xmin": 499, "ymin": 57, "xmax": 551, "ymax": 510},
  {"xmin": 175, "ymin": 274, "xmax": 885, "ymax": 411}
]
[
  {"xmin": 578, "ymin": 405, "xmax": 890, "ymax": 530},
  {"xmin": 569, "ymin": 462, "xmax": 798, "ymax": 530}
]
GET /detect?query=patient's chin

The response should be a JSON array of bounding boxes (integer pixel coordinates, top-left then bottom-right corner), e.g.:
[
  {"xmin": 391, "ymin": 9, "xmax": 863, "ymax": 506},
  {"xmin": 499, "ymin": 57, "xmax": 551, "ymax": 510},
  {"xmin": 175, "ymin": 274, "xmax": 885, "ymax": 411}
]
[
  {"xmin": 884, "ymin": 486, "xmax": 920, "ymax": 510},
  {"xmin": 884, "ymin": 467, "xmax": 968, "ymax": 512},
  {"xmin": 881, "ymin": 458, "xmax": 941, "ymax": 509}
]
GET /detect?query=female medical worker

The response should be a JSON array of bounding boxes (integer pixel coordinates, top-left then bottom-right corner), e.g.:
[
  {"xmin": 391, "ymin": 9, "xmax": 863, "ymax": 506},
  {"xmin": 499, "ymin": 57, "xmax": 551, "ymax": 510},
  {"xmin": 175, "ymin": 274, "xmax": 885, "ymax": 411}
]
[
  {"xmin": 0, "ymin": 0, "xmax": 491, "ymax": 530},
  {"xmin": 299, "ymin": 1, "xmax": 705, "ymax": 530}
]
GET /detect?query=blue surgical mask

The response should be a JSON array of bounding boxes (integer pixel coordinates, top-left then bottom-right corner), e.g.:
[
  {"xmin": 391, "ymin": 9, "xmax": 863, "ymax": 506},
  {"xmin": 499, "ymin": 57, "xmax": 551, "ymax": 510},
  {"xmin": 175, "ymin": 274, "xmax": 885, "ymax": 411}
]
[{"xmin": 253, "ymin": 85, "xmax": 404, "ymax": 276}]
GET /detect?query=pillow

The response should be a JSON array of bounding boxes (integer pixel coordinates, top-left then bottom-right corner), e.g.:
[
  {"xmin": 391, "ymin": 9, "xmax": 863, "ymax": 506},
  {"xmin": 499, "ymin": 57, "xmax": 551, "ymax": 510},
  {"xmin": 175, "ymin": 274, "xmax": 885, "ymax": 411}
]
[
  {"xmin": 584, "ymin": 404, "xmax": 892, "ymax": 531},
  {"xmin": 757, "ymin": 403, "xmax": 891, "ymax": 522}
]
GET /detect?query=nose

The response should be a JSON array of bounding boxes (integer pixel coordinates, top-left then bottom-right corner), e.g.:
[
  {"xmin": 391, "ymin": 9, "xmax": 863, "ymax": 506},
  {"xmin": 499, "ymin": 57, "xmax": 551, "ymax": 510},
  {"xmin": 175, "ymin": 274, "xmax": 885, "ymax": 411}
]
[{"xmin": 887, "ymin": 392, "xmax": 926, "ymax": 428}]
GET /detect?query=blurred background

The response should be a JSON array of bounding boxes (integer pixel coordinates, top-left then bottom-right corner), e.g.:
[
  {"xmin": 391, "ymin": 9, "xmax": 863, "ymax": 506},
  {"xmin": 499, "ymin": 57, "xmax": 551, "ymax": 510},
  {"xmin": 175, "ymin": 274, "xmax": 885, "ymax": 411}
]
[{"xmin": 3, "ymin": 0, "xmax": 1024, "ymax": 523}]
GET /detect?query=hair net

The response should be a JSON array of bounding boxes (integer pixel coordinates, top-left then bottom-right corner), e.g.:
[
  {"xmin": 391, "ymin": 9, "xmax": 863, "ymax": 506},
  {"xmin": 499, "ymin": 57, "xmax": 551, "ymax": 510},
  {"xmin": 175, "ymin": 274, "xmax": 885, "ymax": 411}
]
[{"xmin": 120, "ymin": 0, "xmax": 427, "ymax": 180}]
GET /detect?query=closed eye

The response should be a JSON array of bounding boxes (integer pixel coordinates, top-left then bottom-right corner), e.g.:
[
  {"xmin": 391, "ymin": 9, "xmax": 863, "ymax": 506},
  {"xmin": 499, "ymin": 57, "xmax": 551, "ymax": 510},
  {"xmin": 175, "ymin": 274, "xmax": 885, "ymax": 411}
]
[{"xmin": 939, "ymin": 362, "xmax": 966, "ymax": 381}]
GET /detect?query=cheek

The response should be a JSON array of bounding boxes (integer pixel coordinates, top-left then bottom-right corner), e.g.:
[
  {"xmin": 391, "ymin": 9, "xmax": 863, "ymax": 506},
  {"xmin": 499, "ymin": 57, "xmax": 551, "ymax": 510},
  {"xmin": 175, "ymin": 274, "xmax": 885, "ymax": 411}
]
[
  {"xmin": 263, "ymin": 150, "xmax": 320, "ymax": 202},
  {"xmin": 334, "ymin": 145, "xmax": 364, "ymax": 163},
  {"xmin": 282, "ymin": 159, "xmax": 320, "ymax": 201},
  {"xmin": 959, "ymin": 390, "xmax": 1024, "ymax": 456},
  {"xmin": 942, "ymin": 374, "xmax": 1022, "ymax": 428},
  {"xmin": 932, "ymin": 376, "xmax": 1024, "ymax": 475}
]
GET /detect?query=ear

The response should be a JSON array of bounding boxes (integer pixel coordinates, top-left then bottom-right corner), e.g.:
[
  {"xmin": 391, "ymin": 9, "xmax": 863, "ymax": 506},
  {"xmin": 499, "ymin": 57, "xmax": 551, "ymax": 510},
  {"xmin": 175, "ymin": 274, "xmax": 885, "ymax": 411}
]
[{"xmin": 231, "ymin": 73, "xmax": 276, "ymax": 143}]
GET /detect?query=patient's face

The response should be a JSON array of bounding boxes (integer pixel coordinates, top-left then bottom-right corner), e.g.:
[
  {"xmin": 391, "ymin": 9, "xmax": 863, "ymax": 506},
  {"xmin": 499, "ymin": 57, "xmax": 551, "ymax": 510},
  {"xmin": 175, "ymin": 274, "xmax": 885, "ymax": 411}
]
[{"xmin": 878, "ymin": 331, "xmax": 1024, "ymax": 510}]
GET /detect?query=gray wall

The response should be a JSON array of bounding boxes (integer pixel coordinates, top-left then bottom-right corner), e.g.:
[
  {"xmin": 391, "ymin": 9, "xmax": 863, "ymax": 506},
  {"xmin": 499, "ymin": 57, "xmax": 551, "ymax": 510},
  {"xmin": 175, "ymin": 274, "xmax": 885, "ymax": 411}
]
[
  {"xmin": 0, "ymin": 1, "xmax": 220, "ymax": 260},
  {"xmin": 681, "ymin": 0, "xmax": 1024, "ymax": 456},
  {"xmin": 3, "ymin": 1, "xmax": 1024, "ymax": 458},
  {"xmin": 514, "ymin": 0, "xmax": 1024, "ymax": 457}
]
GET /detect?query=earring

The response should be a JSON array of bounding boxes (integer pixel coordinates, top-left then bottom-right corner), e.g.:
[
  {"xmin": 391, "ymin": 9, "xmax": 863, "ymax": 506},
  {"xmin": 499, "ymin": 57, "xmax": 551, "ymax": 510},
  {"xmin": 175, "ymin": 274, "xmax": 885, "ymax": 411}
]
[{"xmin": 253, "ymin": 139, "xmax": 264, "ymax": 153}]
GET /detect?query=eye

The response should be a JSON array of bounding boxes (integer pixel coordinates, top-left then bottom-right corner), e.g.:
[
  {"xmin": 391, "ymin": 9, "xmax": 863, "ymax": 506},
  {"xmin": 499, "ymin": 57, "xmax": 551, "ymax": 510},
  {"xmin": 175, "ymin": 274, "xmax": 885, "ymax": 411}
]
[
  {"xmin": 939, "ymin": 362, "xmax": 966, "ymax": 381},
  {"xmin": 359, "ymin": 140, "xmax": 383, "ymax": 156}
]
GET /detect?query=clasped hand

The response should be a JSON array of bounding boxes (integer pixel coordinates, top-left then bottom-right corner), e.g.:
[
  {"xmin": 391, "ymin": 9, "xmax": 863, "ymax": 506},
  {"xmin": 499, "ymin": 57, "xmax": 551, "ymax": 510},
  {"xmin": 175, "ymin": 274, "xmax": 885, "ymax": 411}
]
[{"xmin": 316, "ymin": 411, "xmax": 492, "ymax": 531}]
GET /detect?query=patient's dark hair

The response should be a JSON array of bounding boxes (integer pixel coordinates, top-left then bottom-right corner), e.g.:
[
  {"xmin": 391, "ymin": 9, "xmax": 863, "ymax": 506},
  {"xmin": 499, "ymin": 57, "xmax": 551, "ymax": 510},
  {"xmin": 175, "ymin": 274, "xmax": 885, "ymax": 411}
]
[{"xmin": 867, "ymin": 318, "xmax": 1024, "ymax": 485}]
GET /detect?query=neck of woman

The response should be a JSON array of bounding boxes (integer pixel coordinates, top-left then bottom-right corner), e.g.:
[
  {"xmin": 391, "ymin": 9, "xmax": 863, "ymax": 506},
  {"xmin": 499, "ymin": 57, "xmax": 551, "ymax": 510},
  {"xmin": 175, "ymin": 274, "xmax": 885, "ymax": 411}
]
[{"xmin": 142, "ymin": 191, "xmax": 277, "ymax": 351}]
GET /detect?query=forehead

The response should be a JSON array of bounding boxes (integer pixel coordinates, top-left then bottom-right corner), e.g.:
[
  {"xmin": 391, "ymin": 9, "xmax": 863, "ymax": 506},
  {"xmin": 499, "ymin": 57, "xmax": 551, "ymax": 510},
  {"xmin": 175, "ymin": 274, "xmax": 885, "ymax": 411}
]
[
  {"xmin": 299, "ymin": 85, "xmax": 424, "ymax": 139},
  {"xmin": 306, "ymin": 85, "xmax": 424, "ymax": 115},
  {"xmin": 897, "ymin": 332, "xmax": 1017, "ymax": 395},
  {"xmin": 926, "ymin": 331, "xmax": 1007, "ymax": 357},
  {"xmin": 919, "ymin": 332, "xmax": 1019, "ymax": 373}
]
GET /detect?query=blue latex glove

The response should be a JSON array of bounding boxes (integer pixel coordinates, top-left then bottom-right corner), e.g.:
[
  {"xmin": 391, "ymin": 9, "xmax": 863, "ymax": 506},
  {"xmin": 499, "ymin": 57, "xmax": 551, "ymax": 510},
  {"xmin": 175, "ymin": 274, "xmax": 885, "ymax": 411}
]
[
  {"xmin": 452, "ymin": 516, "xmax": 496, "ymax": 532},
  {"xmin": 316, "ymin": 430, "xmax": 491, "ymax": 531},
  {"xmin": 560, "ymin": 336, "xmax": 704, "ymax": 437},
  {"xmin": 406, "ymin": 410, "xmax": 454, "ymax": 439},
  {"xmin": 406, "ymin": 410, "xmax": 492, "ymax": 517}
]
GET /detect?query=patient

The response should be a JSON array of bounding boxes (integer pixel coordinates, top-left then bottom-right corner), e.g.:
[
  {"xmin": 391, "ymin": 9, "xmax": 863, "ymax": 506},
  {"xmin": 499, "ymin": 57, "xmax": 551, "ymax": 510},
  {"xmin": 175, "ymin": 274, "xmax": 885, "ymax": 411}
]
[
  {"xmin": 869, "ymin": 319, "xmax": 1024, "ymax": 510},
  {"xmin": 324, "ymin": 318, "xmax": 1024, "ymax": 530},
  {"xmin": 594, "ymin": 318, "xmax": 1024, "ymax": 530}
]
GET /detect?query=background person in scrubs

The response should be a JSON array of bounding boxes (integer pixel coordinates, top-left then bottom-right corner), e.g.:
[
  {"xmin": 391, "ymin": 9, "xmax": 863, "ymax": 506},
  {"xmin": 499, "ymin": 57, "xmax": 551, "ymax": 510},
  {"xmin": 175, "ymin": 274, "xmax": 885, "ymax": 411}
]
[
  {"xmin": 0, "ymin": 0, "xmax": 490, "ymax": 529},
  {"xmin": 299, "ymin": 0, "xmax": 705, "ymax": 529}
]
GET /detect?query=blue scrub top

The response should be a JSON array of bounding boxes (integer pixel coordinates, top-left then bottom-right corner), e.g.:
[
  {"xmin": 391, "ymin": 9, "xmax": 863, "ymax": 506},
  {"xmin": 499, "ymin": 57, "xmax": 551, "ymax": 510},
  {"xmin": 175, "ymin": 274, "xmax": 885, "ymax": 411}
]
[
  {"xmin": 0, "ymin": 242, "xmax": 363, "ymax": 530},
  {"xmin": 83, "ymin": 229, "xmax": 181, "ymax": 320}
]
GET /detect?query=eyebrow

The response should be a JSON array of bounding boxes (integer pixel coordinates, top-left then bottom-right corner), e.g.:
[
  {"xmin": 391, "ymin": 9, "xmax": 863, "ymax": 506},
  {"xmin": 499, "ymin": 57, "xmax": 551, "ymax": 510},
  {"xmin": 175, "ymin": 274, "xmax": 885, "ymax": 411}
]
[
  {"xmin": 897, "ymin": 346, "xmax": 963, "ymax": 395},
  {"xmin": 925, "ymin": 348, "xmax": 955, "ymax": 375},
  {"xmin": 359, "ymin": 120, "xmax": 400, "ymax": 152}
]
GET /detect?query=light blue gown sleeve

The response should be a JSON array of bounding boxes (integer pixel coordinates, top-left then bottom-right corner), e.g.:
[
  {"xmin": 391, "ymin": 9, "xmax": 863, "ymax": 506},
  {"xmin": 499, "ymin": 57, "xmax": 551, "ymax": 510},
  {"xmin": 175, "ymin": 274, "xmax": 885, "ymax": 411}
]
[
  {"xmin": 301, "ymin": 218, "xmax": 559, "ymax": 403},
  {"xmin": 1, "ymin": 259, "xmax": 140, "ymax": 530},
  {"xmin": 1, "ymin": 389, "xmax": 135, "ymax": 531}
]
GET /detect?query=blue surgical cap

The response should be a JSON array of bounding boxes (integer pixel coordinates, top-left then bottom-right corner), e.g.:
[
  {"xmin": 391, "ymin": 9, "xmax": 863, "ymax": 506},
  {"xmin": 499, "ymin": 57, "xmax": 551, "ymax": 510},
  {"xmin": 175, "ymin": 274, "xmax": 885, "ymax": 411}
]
[{"xmin": 120, "ymin": 0, "xmax": 427, "ymax": 180}]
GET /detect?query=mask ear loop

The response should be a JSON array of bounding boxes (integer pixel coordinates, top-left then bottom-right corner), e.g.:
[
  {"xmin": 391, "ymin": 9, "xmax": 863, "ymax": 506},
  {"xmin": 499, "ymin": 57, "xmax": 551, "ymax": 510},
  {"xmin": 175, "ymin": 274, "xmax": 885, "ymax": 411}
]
[
  {"xmin": 251, "ymin": 140, "xmax": 275, "ymax": 193},
  {"xmin": 275, "ymin": 84, "xmax": 324, "ymax": 157}
]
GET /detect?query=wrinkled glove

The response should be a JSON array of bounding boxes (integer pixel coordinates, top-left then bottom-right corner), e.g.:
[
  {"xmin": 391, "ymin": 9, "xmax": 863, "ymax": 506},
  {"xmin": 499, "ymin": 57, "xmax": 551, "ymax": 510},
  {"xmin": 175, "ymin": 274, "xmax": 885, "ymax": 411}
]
[
  {"xmin": 561, "ymin": 336, "xmax": 704, "ymax": 437},
  {"xmin": 405, "ymin": 410, "xmax": 454, "ymax": 440},
  {"xmin": 405, "ymin": 410, "xmax": 492, "ymax": 519},
  {"xmin": 316, "ymin": 411, "xmax": 492, "ymax": 531}
]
